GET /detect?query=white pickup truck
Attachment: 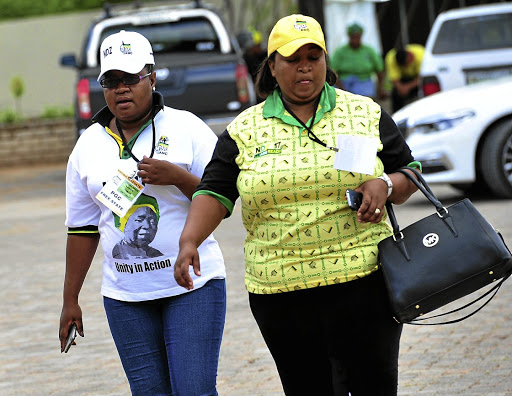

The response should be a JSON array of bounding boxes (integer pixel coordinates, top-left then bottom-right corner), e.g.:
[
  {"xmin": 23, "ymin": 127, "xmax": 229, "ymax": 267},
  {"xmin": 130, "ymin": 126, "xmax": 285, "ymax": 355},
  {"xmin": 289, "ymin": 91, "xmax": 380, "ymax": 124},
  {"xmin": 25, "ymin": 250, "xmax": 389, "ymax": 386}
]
[
  {"xmin": 419, "ymin": 3, "xmax": 512, "ymax": 97},
  {"xmin": 60, "ymin": 1, "xmax": 256, "ymax": 138}
]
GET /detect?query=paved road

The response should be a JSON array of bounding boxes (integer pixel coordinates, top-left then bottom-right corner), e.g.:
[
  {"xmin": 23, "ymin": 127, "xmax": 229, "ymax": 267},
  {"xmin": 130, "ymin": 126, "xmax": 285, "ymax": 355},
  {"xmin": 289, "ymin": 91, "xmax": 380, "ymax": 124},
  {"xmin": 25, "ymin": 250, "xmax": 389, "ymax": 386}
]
[{"xmin": 1, "ymin": 163, "xmax": 512, "ymax": 395}]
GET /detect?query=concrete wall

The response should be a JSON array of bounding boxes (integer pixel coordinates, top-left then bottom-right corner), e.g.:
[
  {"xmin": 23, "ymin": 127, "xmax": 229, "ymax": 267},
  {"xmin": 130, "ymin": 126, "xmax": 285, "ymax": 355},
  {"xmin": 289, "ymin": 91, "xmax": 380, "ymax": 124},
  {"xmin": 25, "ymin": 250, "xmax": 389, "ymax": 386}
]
[
  {"xmin": 0, "ymin": 10, "xmax": 100, "ymax": 118},
  {"xmin": 0, "ymin": 119, "xmax": 75, "ymax": 167}
]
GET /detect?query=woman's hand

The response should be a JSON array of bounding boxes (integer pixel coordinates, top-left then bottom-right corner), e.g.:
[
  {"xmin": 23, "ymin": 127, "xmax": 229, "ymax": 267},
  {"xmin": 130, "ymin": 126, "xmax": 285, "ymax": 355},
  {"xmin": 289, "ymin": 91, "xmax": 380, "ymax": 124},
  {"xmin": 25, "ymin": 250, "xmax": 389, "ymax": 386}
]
[
  {"xmin": 137, "ymin": 156, "xmax": 200, "ymax": 199},
  {"xmin": 354, "ymin": 178, "xmax": 389, "ymax": 224},
  {"xmin": 59, "ymin": 234, "xmax": 98, "ymax": 352},
  {"xmin": 355, "ymin": 170, "xmax": 420, "ymax": 223},
  {"xmin": 174, "ymin": 241, "xmax": 201, "ymax": 290},
  {"xmin": 174, "ymin": 195, "xmax": 229, "ymax": 289},
  {"xmin": 59, "ymin": 302, "xmax": 84, "ymax": 353},
  {"xmin": 137, "ymin": 156, "xmax": 179, "ymax": 185}
]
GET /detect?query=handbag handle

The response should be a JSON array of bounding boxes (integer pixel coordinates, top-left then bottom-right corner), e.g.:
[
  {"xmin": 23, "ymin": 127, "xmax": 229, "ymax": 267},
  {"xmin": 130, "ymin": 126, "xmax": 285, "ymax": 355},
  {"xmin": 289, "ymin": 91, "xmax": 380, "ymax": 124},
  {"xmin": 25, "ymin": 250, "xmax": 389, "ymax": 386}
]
[
  {"xmin": 385, "ymin": 168, "xmax": 458, "ymax": 242},
  {"xmin": 406, "ymin": 272, "xmax": 510, "ymax": 325},
  {"xmin": 397, "ymin": 167, "xmax": 441, "ymax": 207}
]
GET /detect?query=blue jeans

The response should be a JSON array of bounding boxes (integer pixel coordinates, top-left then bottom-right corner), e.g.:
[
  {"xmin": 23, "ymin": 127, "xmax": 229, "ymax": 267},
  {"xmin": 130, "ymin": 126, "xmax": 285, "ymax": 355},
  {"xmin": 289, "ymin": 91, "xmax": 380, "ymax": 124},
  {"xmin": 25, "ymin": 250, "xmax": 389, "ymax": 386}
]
[
  {"xmin": 341, "ymin": 75, "xmax": 376, "ymax": 98},
  {"xmin": 104, "ymin": 279, "xmax": 226, "ymax": 396}
]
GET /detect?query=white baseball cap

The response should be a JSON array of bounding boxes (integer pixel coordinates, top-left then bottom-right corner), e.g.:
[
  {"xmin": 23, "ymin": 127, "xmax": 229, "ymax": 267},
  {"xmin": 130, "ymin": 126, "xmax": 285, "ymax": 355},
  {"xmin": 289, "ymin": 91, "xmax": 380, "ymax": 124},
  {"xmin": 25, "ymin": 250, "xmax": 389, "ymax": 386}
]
[{"xmin": 97, "ymin": 30, "xmax": 155, "ymax": 81}]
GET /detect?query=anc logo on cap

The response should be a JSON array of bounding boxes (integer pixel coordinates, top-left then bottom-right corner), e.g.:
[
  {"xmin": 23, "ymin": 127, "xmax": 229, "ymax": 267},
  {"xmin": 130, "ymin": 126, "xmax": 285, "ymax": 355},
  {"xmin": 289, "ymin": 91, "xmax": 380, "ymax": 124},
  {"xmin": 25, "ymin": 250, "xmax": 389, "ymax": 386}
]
[
  {"xmin": 120, "ymin": 41, "xmax": 132, "ymax": 55},
  {"xmin": 294, "ymin": 20, "xmax": 309, "ymax": 32}
]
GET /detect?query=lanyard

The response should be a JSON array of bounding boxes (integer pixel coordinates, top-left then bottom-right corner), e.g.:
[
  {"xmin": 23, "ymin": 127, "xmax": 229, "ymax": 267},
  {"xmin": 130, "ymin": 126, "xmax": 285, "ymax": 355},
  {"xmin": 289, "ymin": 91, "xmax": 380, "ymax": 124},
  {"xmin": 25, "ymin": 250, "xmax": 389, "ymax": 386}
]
[
  {"xmin": 281, "ymin": 96, "xmax": 339, "ymax": 152},
  {"xmin": 115, "ymin": 109, "xmax": 156, "ymax": 163}
]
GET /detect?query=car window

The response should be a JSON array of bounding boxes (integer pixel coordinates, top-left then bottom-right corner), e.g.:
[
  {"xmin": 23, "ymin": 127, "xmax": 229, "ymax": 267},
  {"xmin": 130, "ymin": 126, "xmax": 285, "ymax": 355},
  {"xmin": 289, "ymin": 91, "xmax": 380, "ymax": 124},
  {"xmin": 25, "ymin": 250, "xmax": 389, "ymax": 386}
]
[
  {"xmin": 432, "ymin": 12, "xmax": 512, "ymax": 54},
  {"xmin": 99, "ymin": 17, "xmax": 221, "ymax": 59}
]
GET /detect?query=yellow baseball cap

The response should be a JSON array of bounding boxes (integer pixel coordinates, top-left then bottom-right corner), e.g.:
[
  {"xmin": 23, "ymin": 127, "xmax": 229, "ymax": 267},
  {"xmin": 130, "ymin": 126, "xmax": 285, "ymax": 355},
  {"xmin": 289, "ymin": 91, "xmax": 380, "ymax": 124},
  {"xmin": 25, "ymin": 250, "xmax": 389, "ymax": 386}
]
[{"xmin": 267, "ymin": 14, "xmax": 327, "ymax": 57}]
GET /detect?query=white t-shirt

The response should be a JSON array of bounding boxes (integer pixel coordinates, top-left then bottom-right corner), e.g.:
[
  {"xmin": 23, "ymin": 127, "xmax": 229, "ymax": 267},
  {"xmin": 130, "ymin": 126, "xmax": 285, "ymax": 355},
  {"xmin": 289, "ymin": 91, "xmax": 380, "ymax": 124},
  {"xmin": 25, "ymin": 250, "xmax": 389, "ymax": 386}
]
[{"xmin": 65, "ymin": 105, "xmax": 225, "ymax": 301}]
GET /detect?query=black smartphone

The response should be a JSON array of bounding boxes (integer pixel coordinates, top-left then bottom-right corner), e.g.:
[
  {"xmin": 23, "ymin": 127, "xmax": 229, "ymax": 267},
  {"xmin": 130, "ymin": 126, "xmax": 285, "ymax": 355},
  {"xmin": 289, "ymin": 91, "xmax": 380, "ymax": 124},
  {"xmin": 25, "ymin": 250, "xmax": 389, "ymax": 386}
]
[
  {"xmin": 346, "ymin": 188, "xmax": 363, "ymax": 211},
  {"xmin": 64, "ymin": 323, "xmax": 77, "ymax": 353}
]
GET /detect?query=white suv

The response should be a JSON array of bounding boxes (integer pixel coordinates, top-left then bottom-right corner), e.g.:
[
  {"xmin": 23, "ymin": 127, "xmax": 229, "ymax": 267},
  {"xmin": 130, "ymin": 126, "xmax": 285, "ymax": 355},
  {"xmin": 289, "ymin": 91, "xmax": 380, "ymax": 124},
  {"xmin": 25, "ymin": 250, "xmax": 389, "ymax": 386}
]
[{"xmin": 420, "ymin": 3, "xmax": 512, "ymax": 97}]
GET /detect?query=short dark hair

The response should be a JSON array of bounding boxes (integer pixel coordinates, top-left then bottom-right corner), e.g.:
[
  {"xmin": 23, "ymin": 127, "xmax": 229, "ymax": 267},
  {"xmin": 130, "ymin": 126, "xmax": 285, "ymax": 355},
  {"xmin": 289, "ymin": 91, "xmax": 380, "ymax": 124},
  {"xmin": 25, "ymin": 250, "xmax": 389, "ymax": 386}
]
[
  {"xmin": 145, "ymin": 64, "xmax": 154, "ymax": 74},
  {"xmin": 254, "ymin": 51, "xmax": 337, "ymax": 99},
  {"xmin": 395, "ymin": 49, "xmax": 408, "ymax": 66}
]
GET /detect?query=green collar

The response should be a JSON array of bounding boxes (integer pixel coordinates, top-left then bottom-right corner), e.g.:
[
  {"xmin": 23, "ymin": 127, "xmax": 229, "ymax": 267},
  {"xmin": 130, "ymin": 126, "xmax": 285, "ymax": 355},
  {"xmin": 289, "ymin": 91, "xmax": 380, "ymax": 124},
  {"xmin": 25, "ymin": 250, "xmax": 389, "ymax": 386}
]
[
  {"xmin": 262, "ymin": 83, "xmax": 337, "ymax": 128},
  {"xmin": 94, "ymin": 91, "xmax": 163, "ymax": 151},
  {"xmin": 106, "ymin": 118, "xmax": 153, "ymax": 159},
  {"xmin": 126, "ymin": 119, "xmax": 153, "ymax": 147}
]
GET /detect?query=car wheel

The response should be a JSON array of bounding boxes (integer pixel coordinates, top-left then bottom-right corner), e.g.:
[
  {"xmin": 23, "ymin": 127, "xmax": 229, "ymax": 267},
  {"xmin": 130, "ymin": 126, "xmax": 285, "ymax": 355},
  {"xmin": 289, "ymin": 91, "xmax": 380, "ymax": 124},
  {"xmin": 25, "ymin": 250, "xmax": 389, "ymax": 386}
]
[{"xmin": 478, "ymin": 119, "xmax": 512, "ymax": 198}]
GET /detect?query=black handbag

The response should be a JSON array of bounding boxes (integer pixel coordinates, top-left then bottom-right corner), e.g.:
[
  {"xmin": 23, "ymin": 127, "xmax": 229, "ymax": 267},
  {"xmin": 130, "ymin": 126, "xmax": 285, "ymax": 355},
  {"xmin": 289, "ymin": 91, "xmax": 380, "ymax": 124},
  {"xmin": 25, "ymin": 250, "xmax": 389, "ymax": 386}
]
[{"xmin": 378, "ymin": 168, "xmax": 512, "ymax": 324}]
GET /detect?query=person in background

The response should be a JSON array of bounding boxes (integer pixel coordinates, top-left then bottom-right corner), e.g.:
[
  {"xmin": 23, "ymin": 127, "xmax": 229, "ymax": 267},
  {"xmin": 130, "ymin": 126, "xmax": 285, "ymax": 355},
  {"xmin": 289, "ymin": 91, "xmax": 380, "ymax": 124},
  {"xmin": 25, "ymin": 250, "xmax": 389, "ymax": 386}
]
[
  {"xmin": 242, "ymin": 27, "xmax": 267, "ymax": 83},
  {"xmin": 174, "ymin": 14, "xmax": 420, "ymax": 396},
  {"xmin": 58, "ymin": 30, "xmax": 226, "ymax": 396},
  {"xmin": 330, "ymin": 22, "xmax": 386, "ymax": 99},
  {"xmin": 385, "ymin": 43, "xmax": 425, "ymax": 112},
  {"xmin": 240, "ymin": 27, "xmax": 267, "ymax": 102}
]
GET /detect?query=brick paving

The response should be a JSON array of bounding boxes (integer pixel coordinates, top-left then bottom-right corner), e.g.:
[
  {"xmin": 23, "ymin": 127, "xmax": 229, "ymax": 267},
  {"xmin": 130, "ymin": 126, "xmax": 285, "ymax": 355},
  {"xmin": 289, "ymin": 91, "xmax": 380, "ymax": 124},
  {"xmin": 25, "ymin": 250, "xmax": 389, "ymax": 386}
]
[{"xmin": 1, "ymin": 163, "xmax": 511, "ymax": 395}]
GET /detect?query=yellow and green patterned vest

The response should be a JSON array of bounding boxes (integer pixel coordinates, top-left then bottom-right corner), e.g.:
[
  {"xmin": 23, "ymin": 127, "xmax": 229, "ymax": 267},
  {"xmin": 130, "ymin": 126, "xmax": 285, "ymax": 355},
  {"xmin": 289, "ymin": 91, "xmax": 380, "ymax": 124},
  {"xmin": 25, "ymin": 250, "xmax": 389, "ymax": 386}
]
[{"xmin": 228, "ymin": 86, "xmax": 392, "ymax": 294}]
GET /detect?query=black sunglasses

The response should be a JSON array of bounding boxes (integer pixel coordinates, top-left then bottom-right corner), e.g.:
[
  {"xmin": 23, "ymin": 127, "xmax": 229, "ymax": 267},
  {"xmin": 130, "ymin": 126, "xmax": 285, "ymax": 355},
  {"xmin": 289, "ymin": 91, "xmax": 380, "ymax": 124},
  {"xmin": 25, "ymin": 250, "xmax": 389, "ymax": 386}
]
[{"xmin": 100, "ymin": 72, "xmax": 151, "ymax": 89}]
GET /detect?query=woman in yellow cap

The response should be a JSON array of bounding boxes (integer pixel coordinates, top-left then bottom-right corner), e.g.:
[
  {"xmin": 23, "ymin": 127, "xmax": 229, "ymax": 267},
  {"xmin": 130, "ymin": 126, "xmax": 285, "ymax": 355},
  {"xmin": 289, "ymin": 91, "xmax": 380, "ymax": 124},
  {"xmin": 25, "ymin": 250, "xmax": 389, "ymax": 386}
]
[{"xmin": 175, "ymin": 14, "xmax": 420, "ymax": 396}]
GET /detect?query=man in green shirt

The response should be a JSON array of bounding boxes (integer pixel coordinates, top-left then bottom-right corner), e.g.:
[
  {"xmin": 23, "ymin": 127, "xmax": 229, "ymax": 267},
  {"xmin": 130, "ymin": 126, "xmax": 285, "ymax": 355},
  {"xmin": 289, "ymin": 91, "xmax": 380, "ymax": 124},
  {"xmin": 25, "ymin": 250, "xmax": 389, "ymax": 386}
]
[{"xmin": 330, "ymin": 23, "xmax": 386, "ymax": 99}]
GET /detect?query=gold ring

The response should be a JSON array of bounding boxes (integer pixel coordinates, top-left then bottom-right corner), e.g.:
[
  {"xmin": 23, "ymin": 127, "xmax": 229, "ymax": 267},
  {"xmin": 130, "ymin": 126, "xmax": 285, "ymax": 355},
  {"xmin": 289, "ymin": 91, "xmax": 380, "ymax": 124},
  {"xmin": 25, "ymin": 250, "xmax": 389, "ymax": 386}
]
[{"xmin": 374, "ymin": 208, "xmax": 381, "ymax": 215}]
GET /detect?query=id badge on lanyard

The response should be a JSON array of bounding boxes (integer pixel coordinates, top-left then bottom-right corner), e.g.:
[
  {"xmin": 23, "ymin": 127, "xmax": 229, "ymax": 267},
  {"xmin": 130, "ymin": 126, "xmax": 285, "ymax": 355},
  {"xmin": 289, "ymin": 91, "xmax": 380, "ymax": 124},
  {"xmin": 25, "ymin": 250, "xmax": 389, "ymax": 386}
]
[
  {"xmin": 96, "ymin": 116, "xmax": 156, "ymax": 216},
  {"xmin": 96, "ymin": 165, "xmax": 145, "ymax": 217}
]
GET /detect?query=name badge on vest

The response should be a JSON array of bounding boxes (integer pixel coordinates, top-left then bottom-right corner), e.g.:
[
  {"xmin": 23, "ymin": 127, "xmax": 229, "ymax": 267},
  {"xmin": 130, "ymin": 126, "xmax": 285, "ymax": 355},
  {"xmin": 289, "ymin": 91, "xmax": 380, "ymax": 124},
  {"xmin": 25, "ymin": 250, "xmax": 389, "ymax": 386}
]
[
  {"xmin": 96, "ymin": 166, "xmax": 145, "ymax": 217},
  {"xmin": 333, "ymin": 134, "xmax": 377, "ymax": 175}
]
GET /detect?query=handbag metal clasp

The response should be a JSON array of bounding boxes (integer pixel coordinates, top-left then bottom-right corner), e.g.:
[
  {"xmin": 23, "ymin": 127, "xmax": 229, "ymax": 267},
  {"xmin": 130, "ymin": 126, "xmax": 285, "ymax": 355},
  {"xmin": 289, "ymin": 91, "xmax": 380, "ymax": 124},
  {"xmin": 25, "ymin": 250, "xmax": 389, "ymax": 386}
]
[
  {"xmin": 437, "ymin": 206, "xmax": 458, "ymax": 236},
  {"xmin": 436, "ymin": 206, "xmax": 449, "ymax": 218},
  {"xmin": 392, "ymin": 232, "xmax": 404, "ymax": 242}
]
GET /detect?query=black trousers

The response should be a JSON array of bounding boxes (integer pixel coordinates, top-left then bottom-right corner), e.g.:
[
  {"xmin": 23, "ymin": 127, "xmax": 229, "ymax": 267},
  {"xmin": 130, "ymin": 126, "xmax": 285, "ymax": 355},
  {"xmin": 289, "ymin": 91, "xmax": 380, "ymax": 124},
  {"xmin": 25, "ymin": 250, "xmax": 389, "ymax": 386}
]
[{"xmin": 249, "ymin": 270, "xmax": 402, "ymax": 396}]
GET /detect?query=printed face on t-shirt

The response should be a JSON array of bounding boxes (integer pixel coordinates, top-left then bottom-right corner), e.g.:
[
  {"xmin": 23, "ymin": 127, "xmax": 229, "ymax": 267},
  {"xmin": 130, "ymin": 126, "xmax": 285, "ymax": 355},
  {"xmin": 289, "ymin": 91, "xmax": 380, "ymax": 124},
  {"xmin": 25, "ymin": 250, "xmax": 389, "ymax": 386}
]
[{"xmin": 123, "ymin": 206, "xmax": 158, "ymax": 247}]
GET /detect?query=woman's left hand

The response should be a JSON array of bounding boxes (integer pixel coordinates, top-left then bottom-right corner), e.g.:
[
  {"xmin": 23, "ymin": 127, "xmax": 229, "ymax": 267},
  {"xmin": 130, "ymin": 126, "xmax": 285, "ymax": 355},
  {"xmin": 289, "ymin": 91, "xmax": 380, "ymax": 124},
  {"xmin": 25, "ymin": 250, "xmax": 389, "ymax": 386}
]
[
  {"xmin": 354, "ymin": 178, "xmax": 388, "ymax": 224},
  {"xmin": 137, "ymin": 156, "xmax": 175, "ymax": 185},
  {"xmin": 174, "ymin": 241, "xmax": 201, "ymax": 290},
  {"xmin": 137, "ymin": 156, "xmax": 201, "ymax": 199}
]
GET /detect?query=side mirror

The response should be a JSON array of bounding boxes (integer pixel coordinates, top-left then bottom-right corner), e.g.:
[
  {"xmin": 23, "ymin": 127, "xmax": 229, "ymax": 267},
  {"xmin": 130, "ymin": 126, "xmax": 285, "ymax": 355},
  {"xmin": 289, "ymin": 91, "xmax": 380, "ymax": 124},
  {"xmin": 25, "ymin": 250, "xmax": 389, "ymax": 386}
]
[{"xmin": 60, "ymin": 54, "xmax": 78, "ymax": 68}]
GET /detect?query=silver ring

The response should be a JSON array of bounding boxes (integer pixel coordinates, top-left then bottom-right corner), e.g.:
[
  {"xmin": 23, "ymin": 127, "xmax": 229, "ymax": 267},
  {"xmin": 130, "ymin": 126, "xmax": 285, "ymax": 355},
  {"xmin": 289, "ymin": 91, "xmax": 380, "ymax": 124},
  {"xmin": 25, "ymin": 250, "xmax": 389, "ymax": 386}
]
[{"xmin": 374, "ymin": 208, "xmax": 381, "ymax": 215}]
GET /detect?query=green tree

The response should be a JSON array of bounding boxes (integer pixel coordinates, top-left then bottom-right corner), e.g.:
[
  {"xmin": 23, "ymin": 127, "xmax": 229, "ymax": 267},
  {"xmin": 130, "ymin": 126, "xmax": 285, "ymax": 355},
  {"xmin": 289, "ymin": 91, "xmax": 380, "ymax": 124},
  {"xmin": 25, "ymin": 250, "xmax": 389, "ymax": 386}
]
[{"xmin": 9, "ymin": 76, "xmax": 25, "ymax": 115}]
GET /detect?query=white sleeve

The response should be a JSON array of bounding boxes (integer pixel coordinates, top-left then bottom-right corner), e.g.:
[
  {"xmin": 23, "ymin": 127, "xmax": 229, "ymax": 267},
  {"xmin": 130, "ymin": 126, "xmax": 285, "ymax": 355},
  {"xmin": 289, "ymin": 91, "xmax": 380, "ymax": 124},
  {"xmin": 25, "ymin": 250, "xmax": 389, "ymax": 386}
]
[
  {"xmin": 65, "ymin": 151, "xmax": 101, "ymax": 228},
  {"xmin": 188, "ymin": 116, "xmax": 218, "ymax": 178}
]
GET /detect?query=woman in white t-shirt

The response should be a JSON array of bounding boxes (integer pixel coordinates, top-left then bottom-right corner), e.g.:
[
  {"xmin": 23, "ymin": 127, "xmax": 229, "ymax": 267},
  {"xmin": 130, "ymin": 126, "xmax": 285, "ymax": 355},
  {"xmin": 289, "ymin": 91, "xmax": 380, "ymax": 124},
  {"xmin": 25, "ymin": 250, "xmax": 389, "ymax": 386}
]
[{"xmin": 58, "ymin": 31, "xmax": 226, "ymax": 396}]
